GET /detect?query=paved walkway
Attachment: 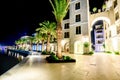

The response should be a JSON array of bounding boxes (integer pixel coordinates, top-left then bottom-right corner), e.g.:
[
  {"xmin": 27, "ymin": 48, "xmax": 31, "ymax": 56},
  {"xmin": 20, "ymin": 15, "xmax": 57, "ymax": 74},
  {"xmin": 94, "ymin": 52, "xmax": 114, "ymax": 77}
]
[{"xmin": 0, "ymin": 52, "xmax": 120, "ymax": 80}]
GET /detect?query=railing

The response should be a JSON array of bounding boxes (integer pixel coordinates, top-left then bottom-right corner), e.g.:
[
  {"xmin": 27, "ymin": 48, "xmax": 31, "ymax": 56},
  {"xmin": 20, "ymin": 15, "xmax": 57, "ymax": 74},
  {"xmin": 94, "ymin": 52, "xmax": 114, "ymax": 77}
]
[{"xmin": 6, "ymin": 49, "xmax": 30, "ymax": 60}]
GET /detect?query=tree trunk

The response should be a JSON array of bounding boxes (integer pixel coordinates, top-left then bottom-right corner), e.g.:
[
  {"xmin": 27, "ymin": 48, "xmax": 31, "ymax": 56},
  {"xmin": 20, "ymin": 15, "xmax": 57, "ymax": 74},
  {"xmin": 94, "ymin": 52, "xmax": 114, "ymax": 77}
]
[
  {"xmin": 30, "ymin": 42, "xmax": 32, "ymax": 51},
  {"xmin": 56, "ymin": 22, "xmax": 62, "ymax": 59},
  {"xmin": 46, "ymin": 34, "xmax": 51, "ymax": 52}
]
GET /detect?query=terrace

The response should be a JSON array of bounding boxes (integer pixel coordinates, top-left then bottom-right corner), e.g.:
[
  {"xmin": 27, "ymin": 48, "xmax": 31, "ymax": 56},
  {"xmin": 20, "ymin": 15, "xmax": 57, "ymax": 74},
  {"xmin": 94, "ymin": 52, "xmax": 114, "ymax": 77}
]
[{"xmin": 0, "ymin": 52, "xmax": 120, "ymax": 80}]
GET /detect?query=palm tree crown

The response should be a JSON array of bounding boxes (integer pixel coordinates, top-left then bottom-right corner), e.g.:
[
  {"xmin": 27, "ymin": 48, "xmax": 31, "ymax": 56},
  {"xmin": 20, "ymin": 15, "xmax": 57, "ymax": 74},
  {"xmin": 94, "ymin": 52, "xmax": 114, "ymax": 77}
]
[{"xmin": 49, "ymin": 0, "xmax": 70, "ymax": 22}]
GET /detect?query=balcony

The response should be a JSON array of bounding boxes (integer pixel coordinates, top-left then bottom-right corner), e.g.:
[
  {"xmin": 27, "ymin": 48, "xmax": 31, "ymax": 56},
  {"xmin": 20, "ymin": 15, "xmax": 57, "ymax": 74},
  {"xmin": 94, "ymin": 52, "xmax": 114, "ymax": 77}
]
[{"xmin": 96, "ymin": 35, "xmax": 104, "ymax": 38}]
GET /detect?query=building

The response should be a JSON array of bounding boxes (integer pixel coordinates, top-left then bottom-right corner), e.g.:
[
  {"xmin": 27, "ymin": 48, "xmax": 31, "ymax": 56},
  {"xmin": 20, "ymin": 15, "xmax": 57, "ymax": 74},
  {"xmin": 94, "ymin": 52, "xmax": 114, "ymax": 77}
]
[{"xmin": 62, "ymin": 0, "xmax": 120, "ymax": 54}]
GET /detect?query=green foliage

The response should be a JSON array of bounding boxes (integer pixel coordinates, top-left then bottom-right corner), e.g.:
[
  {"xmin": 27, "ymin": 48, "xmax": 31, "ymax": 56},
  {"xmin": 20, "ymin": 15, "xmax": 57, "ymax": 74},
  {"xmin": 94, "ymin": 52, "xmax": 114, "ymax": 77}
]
[
  {"xmin": 114, "ymin": 51, "xmax": 120, "ymax": 55},
  {"xmin": 83, "ymin": 42, "xmax": 89, "ymax": 47},
  {"xmin": 63, "ymin": 56, "xmax": 72, "ymax": 60},
  {"xmin": 92, "ymin": 7, "xmax": 97, "ymax": 13},
  {"xmin": 102, "ymin": 4, "xmax": 106, "ymax": 11},
  {"xmin": 89, "ymin": 51, "xmax": 94, "ymax": 55},
  {"xmin": 41, "ymin": 51, "xmax": 47, "ymax": 54},
  {"xmin": 105, "ymin": 51, "xmax": 112, "ymax": 54},
  {"xmin": 100, "ymin": 25, "xmax": 103, "ymax": 28},
  {"xmin": 103, "ymin": 44, "xmax": 105, "ymax": 48},
  {"xmin": 51, "ymin": 54, "xmax": 59, "ymax": 60},
  {"xmin": 41, "ymin": 51, "xmax": 55, "ymax": 55},
  {"xmin": 49, "ymin": 0, "xmax": 70, "ymax": 22}
]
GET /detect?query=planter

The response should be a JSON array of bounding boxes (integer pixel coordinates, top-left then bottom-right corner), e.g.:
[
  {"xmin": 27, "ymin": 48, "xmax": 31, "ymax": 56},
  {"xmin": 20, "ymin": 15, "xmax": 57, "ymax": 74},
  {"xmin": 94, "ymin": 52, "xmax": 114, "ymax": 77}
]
[{"xmin": 46, "ymin": 55, "xmax": 76, "ymax": 63}]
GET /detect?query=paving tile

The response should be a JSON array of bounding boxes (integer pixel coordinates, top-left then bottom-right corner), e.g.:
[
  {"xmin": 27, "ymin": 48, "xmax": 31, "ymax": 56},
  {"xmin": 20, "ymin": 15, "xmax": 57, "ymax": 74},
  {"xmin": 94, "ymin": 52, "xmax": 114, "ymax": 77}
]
[{"xmin": 0, "ymin": 52, "xmax": 120, "ymax": 80}]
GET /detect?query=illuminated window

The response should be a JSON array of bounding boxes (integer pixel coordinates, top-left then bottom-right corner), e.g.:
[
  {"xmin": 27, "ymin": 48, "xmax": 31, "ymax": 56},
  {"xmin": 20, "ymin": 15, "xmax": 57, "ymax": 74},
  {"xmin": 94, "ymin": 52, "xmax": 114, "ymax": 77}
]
[
  {"xmin": 64, "ymin": 32, "xmax": 69, "ymax": 38},
  {"xmin": 64, "ymin": 23, "xmax": 69, "ymax": 29},
  {"xmin": 75, "ymin": 2, "xmax": 80, "ymax": 10},
  {"xmin": 76, "ymin": 26, "xmax": 81, "ymax": 34},
  {"xmin": 75, "ymin": 14, "xmax": 81, "ymax": 22}
]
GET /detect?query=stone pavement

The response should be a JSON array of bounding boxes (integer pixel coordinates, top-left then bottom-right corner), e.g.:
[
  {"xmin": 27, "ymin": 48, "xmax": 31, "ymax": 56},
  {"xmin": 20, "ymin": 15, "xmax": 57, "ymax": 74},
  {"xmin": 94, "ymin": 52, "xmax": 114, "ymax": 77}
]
[{"xmin": 0, "ymin": 52, "xmax": 120, "ymax": 80}]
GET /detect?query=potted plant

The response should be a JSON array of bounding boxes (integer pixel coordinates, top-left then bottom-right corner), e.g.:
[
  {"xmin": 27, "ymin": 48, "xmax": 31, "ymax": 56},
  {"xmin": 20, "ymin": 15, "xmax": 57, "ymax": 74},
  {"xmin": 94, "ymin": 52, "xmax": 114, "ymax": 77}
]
[{"xmin": 83, "ymin": 42, "xmax": 90, "ymax": 54}]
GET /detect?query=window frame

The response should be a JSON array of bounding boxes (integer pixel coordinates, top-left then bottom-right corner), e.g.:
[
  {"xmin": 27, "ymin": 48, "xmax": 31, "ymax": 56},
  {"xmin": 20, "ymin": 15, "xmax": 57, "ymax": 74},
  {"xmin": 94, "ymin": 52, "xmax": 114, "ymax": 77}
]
[
  {"xmin": 75, "ymin": 2, "xmax": 80, "ymax": 10},
  {"xmin": 75, "ymin": 14, "xmax": 81, "ymax": 22},
  {"xmin": 76, "ymin": 26, "xmax": 81, "ymax": 34},
  {"xmin": 64, "ymin": 32, "xmax": 70, "ymax": 38}
]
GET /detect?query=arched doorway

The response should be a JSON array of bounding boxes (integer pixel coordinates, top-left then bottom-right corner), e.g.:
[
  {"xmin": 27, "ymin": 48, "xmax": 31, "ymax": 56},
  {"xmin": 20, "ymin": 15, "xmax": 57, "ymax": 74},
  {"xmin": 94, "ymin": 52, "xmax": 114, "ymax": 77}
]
[
  {"xmin": 91, "ymin": 17, "xmax": 110, "ymax": 52},
  {"xmin": 64, "ymin": 42, "xmax": 69, "ymax": 53}
]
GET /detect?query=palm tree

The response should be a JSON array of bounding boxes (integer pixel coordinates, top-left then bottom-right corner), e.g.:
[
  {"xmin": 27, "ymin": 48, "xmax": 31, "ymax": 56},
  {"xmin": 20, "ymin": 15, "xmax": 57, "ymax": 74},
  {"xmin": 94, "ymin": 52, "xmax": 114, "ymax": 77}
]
[
  {"xmin": 15, "ymin": 39, "xmax": 21, "ymax": 49},
  {"xmin": 39, "ymin": 21, "xmax": 56, "ymax": 52},
  {"xmin": 49, "ymin": 0, "xmax": 70, "ymax": 58},
  {"xmin": 36, "ymin": 29, "xmax": 47, "ymax": 52},
  {"xmin": 19, "ymin": 38, "xmax": 28, "ymax": 50},
  {"xmin": 102, "ymin": 4, "xmax": 106, "ymax": 11},
  {"xmin": 34, "ymin": 32, "xmax": 42, "ymax": 51},
  {"xmin": 92, "ymin": 7, "xmax": 97, "ymax": 13},
  {"xmin": 27, "ymin": 36, "xmax": 34, "ymax": 51}
]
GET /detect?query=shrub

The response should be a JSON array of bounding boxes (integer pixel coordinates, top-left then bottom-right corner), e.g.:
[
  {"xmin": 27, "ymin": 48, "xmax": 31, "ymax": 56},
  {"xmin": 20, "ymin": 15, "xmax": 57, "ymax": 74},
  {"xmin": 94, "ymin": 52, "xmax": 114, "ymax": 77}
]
[
  {"xmin": 114, "ymin": 51, "xmax": 120, "ymax": 55},
  {"xmin": 41, "ymin": 51, "xmax": 46, "ymax": 54},
  {"xmin": 83, "ymin": 42, "xmax": 89, "ymax": 48},
  {"xmin": 63, "ymin": 56, "xmax": 67, "ymax": 60},
  {"xmin": 41, "ymin": 51, "xmax": 55, "ymax": 55},
  {"xmin": 51, "ymin": 55, "xmax": 59, "ymax": 60},
  {"xmin": 49, "ymin": 51, "xmax": 55, "ymax": 55},
  {"xmin": 89, "ymin": 51, "xmax": 94, "ymax": 55},
  {"xmin": 66, "ymin": 56, "xmax": 71, "ymax": 60},
  {"xmin": 105, "ymin": 51, "xmax": 112, "ymax": 53}
]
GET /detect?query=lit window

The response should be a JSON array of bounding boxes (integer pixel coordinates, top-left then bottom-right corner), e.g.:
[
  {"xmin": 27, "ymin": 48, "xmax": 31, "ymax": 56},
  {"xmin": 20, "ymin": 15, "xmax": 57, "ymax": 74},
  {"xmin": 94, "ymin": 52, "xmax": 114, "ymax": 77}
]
[
  {"xmin": 64, "ymin": 23, "xmax": 69, "ymax": 29},
  {"xmin": 75, "ymin": 14, "xmax": 81, "ymax": 22},
  {"xmin": 76, "ymin": 26, "xmax": 81, "ymax": 34},
  {"xmin": 75, "ymin": 2, "xmax": 80, "ymax": 10},
  {"xmin": 64, "ymin": 32, "xmax": 69, "ymax": 38}
]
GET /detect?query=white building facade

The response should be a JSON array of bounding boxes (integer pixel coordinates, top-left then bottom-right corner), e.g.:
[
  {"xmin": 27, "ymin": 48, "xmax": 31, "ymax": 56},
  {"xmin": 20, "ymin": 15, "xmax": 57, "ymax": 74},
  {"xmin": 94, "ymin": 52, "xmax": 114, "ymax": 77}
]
[
  {"xmin": 62, "ymin": 0, "xmax": 120, "ymax": 54},
  {"xmin": 62, "ymin": 0, "xmax": 90, "ymax": 54}
]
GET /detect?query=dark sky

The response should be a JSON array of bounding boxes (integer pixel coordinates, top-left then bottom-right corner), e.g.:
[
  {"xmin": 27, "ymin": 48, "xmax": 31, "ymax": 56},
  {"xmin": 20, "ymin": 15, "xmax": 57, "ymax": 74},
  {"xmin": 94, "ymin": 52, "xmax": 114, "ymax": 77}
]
[{"xmin": 0, "ymin": 0, "xmax": 104, "ymax": 45}]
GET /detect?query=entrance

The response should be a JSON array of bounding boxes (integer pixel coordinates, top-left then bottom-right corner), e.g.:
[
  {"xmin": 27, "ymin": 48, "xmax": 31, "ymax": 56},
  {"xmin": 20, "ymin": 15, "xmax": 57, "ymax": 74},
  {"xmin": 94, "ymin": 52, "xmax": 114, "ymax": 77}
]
[{"xmin": 91, "ymin": 20, "xmax": 105, "ymax": 52}]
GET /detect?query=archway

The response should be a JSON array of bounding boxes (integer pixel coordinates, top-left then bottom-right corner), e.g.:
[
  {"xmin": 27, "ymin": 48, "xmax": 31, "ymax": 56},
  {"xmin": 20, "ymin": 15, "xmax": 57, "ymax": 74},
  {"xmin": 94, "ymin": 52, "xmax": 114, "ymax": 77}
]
[
  {"xmin": 90, "ymin": 17, "xmax": 111, "ymax": 52},
  {"xmin": 64, "ymin": 42, "xmax": 69, "ymax": 53}
]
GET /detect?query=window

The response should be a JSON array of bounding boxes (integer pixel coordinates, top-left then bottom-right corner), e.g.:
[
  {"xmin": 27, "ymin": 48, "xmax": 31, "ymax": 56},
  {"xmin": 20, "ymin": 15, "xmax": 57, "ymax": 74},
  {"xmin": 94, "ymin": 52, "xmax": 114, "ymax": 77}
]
[
  {"xmin": 64, "ymin": 32, "xmax": 69, "ymax": 38},
  {"xmin": 96, "ymin": 34, "xmax": 103, "ymax": 38},
  {"xmin": 64, "ymin": 23, "xmax": 69, "ymax": 29},
  {"xmin": 76, "ymin": 26, "xmax": 81, "ymax": 34},
  {"xmin": 106, "ymin": 33, "xmax": 107, "ymax": 39},
  {"xmin": 75, "ymin": 2, "xmax": 80, "ymax": 10},
  {"xmin": 97, "ymin": 40, "xmax": 103, "ymax": 44},
  {"xmin": 75, "ymin": 14, "xmax": 81, "ymax": 22},
  {"xmin": 114, "ymin": 0, "xmax": 117, "ymax": 8},
  {"xmin": 109, "ymin": 31, "xmax": 111, "ymax": 38},
  {"xmin": 117, "ymin": 26, "xmax": 120, "ymax": 34},
  {"xmin": 115, "ymin": 12, "xmax": 119, "ymax": 21}
]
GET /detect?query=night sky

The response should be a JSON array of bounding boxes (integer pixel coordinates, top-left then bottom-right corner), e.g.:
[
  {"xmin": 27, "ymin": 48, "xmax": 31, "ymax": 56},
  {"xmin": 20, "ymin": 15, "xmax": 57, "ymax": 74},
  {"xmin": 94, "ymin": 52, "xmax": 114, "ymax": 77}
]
[{"xmin": 0, "ymin": 0, "xmax": 105, "ymax": 46}]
